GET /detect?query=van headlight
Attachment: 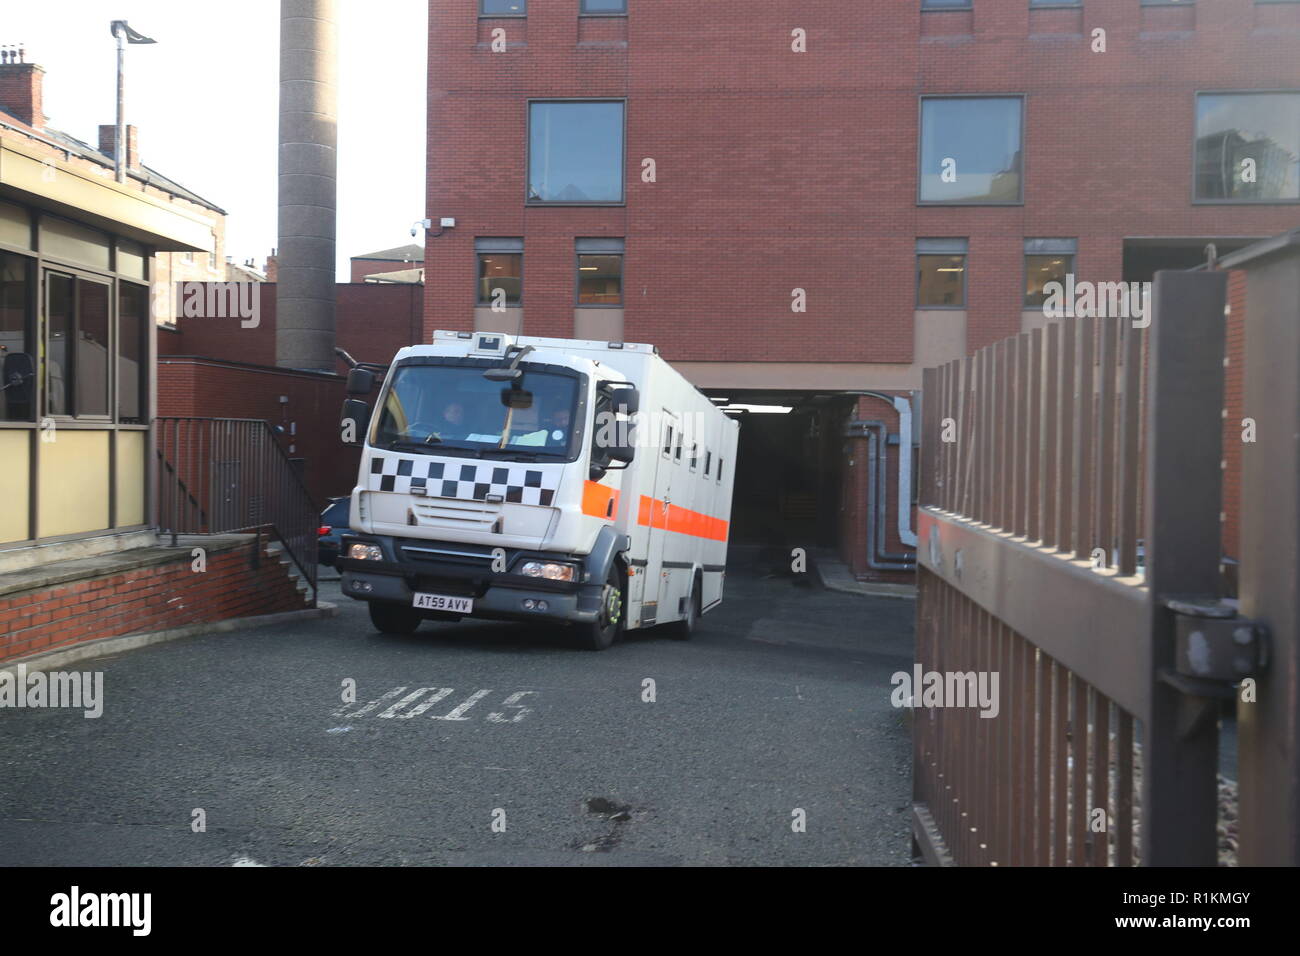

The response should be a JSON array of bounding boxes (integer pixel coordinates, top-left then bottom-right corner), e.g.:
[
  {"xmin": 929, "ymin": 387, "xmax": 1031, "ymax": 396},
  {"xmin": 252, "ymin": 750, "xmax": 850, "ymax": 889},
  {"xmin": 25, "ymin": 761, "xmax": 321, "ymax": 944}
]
[
  {"xmin": 518, "ymin": 560, "xmax": 577, "ymax": 582},
  {"xmin": 347, "ymin": 542, "xmax": 384, "ymax": 561}
]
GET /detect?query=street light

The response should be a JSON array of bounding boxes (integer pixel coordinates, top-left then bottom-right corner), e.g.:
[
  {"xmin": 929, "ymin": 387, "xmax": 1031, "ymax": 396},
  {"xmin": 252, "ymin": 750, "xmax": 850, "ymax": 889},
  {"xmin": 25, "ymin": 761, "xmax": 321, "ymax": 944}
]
[{"xmin": 110, "ymin": 20, "xmax": 156, "ymax": 184}]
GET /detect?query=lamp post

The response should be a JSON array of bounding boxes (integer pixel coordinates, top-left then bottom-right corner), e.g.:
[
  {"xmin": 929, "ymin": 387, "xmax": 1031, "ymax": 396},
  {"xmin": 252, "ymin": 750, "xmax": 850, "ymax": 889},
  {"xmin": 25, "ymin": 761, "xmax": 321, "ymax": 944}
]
[{"xmin": 110, "ymin": 20, "xmax": 155, "ymax": 184}]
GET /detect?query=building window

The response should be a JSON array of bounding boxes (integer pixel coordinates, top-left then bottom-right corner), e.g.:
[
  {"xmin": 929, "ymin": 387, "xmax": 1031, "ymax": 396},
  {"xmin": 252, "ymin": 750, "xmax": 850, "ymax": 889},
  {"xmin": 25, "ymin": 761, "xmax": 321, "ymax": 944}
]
[
  {"xmin": 689, "ymin": 442, "xmax": 699, "ymax": 471},
  {"xmin": 917, "ymin": 239, "xmax": 968, "ymax": 308},
  {"xmin": 1195, "ymin": 92, "xmax": 1300, "ymax": 203},
  {"xmin": 663, "ymin": 424, "xmax": 673, "ymax": 458},
  {"xmin": 1024, "ymin": 239, "xmax": 1077, "ymax": 308},
  {"xmin": 46, "ymin": 273, "xmax": 111, "ymax": 418},
  {"xmin": 919, "ymin": 96, "xmax": 1024, "ymax": 204},
  {"xmin": 1030, "ymin": 0, "xmax": 1080, "ymax": 5},
  {"xmin": 922, "ymin": 0, "xmax": 973, "ymax": 7},
  {"xmin": 528, "ymin": 101, "xmax": 625, "ymax": 204},
  {"xmin": 581, "ymin": 0, "xmax": 627, "ymax": 13},
  {"xmin": 480, "ymin": 0, "xmax": 526, "ymax": 15},
  {"xmin": 475, "ymin": 238, "xmax": 523, "ymax": 306},
  {"xmin": 716, "ymin": 458, "xmax": 724, "ymax": 484},
  {"xmin": 118, "ymin": 283, "xmax": 149, "ymax": 424},
  {"xmin": 576, "ymin": 238, "xmax": 624, "ymax": 305},
  {"xmin": 0, "ymin": 251, "xmax": 33, "ymax": 422},
  {"xmin": 704, "ymin": 449, "xmax": 712, "ymax": 477}
]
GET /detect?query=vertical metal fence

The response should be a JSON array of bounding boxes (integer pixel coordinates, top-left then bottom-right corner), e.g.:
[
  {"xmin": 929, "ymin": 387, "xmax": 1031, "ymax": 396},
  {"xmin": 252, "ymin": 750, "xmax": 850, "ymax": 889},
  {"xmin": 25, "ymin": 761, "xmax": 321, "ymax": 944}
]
[
  {"xmin": 155, "ymin": 417, "xmax": 318, "ymax": 600},
  {"xmin": 914, "ymin": 268, "xmax": 1239, "ymax": 866}
]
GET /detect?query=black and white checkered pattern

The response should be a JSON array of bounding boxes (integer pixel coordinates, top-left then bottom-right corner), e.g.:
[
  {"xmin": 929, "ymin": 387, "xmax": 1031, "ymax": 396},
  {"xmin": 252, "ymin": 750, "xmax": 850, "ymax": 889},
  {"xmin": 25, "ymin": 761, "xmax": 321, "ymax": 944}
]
[{"xmin": 367, "ymin": 454, "xmax": 560, "ymax": 506}]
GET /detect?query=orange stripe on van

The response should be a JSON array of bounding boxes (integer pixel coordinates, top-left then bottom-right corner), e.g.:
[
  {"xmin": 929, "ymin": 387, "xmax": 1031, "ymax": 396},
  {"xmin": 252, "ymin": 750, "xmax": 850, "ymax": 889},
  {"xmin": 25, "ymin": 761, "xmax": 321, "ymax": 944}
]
[
  {"xmin": 636, "ymin": 495, "xmax": 729, "ymax": 542},
  {"xmin": 582, "ymin": 481, "xmax": 620, "ymax": 520}
]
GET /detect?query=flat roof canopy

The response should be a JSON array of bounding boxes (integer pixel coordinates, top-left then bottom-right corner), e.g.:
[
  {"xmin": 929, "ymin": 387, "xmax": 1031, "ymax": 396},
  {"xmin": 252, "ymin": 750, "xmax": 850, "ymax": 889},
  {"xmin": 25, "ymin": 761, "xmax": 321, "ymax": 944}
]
[{"xmin": 0, "ymin": 136, "xmax": 214, "ymax": 252}]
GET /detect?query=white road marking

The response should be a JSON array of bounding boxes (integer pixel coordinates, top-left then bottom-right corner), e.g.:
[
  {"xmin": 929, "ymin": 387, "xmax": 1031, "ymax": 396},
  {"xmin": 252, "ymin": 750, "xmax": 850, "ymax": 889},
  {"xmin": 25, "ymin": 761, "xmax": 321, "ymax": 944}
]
[
  {"xmin": 377, "ymin": 688, "xmax": 440, "ymax": 719},
  {"xmin": 325, "ymin": 726, "xmax": 352, "ymax": 734},
  {"xmin": 487, "ymin": 690, "xmax": 536, "ymax": 724},
  {"xmin": 430, "ymin": 689, "xmax": 491, "ymax": 721},
  {"xmin": 403, "ymin": 687, "xmax": 455, "ymax": 718},
  {"xmin": 232, "ymin": 856, "xmax": 266, "ymax": 867},
  {"xmin": 335, "ymin": 687, "xmax": 534, "ymax": 723},
  {"xmin": 336, "ymin": 686, "xmax": 407, "ymax": 718}
]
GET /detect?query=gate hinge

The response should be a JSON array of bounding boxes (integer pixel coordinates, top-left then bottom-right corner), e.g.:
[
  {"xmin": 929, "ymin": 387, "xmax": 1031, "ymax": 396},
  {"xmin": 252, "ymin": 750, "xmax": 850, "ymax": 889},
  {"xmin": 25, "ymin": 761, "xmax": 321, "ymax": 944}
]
[{"xmin": 1163, "ymin": 595, "xmax": 1269, "ymax": 687}]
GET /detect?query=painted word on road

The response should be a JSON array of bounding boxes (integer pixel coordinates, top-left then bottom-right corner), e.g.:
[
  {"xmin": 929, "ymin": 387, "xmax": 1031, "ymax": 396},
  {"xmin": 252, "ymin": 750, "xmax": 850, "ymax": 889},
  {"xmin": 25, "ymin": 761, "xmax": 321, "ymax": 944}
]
[{"xmin": 333, "ymin": 687, "xmax": 535, "ymax": 723}]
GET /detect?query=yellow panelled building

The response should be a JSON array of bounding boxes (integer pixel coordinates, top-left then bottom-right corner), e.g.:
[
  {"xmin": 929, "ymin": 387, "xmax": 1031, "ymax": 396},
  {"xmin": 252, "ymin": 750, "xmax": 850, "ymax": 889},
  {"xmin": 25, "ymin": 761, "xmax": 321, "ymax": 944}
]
[{"xmin": 0, "ymin": 131, "xmax": 214, "ymax": 550}]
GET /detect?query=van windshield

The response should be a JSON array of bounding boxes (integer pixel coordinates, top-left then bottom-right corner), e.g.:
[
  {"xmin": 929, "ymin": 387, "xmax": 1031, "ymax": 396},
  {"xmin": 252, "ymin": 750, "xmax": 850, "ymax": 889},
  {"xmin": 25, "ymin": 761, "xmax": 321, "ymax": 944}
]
[{"xmin": 373, "ymin": 363, "xmax": 579, "ymax": 459}]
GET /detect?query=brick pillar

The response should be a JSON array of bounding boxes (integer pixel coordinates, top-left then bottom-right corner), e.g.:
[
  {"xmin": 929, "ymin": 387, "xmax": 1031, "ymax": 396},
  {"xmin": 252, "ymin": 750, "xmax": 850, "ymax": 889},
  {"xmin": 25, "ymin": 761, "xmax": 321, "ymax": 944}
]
[{"xmin": 98, "ymin": 124, "xmax": 139, "ymax": 169}]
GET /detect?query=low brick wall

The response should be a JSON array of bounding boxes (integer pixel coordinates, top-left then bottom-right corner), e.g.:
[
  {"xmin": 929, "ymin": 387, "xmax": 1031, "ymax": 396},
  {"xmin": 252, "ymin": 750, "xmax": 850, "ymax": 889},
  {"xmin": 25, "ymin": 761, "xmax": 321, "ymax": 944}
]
[{"xmin": 0, "ymin": 538, "xmax": 310, "ymax": 664}]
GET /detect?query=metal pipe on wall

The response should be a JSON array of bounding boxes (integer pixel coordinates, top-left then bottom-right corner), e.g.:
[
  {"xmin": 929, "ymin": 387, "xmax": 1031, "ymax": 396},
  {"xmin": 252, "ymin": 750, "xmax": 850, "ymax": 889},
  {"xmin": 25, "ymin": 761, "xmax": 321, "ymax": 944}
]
[
  {"xmin": 853, "ymin": 419, "xmax": 915, "ymax": 571},
  {"xmin": 859, "ymin": 390, "xmax": 919, "ymax": 549}
]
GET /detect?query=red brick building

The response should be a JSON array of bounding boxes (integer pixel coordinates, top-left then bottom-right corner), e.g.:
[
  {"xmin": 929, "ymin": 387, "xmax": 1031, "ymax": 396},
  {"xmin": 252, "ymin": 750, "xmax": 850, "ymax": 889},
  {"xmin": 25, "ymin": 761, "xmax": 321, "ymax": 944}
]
[
  {"xmin": 157, "ymin": 281, "xmax": 423, "ymax": 504},
  {"xmin": 423, "ymin": 0, "xmax": 1300, "ymax": 578}
]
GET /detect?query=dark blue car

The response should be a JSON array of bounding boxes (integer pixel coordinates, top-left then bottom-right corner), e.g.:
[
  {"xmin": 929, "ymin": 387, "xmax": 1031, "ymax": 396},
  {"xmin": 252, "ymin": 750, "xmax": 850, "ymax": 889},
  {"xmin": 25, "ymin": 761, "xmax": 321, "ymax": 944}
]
[{"xmin": 318, "ymin": 497, "xmax": 351, "ymax": 567}]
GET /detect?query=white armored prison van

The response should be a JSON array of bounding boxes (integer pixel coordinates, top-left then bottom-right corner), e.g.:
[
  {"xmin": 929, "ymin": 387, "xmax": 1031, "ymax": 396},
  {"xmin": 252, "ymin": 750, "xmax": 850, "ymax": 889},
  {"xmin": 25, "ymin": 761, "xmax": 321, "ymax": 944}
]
[{"xmin": 337, "ymin": 331, "xmax": 739, "ymax": 650}]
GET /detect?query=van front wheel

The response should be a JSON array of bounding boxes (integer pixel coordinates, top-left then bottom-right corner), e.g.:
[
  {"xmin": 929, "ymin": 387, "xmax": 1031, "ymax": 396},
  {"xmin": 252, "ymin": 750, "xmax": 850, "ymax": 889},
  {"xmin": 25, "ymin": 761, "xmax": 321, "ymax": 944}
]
[{"xmin": 576, "ymin": 565, "xmax": 624, "ymax": 651}]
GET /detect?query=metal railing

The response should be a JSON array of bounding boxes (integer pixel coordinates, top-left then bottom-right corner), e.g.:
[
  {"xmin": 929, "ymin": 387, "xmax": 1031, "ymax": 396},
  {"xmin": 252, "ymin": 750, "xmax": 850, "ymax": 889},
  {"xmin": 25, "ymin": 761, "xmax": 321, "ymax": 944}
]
[
  {"xmin": 913, "ymin": 268, "xmax": 1237, "ymax": 866},
  {"xmin": 155, "ymin": 417, "xmax": 318, "ymax": 601}
]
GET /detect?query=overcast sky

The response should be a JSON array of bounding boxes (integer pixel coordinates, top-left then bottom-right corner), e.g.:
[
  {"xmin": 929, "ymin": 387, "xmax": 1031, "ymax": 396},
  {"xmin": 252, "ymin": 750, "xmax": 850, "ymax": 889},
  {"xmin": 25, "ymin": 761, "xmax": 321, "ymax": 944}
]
[{"xmin": 6, "ymin": 0, "xmax": 427, "ymax": 280}]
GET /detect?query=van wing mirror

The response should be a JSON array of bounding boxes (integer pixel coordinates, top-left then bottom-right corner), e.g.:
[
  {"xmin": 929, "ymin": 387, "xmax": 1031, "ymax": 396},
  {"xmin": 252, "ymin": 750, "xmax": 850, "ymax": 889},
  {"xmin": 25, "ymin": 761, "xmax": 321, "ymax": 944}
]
[
  {"xmin": 340, "ymin": 399, "xmax": 370, "ymax": 446},
  {"xmin": 346, "ymin": 367, "xmax": 375, "ymax": 395},
  {"xmin": 601, "ymin": 382, "xmax": 639, "ymax": 416}
]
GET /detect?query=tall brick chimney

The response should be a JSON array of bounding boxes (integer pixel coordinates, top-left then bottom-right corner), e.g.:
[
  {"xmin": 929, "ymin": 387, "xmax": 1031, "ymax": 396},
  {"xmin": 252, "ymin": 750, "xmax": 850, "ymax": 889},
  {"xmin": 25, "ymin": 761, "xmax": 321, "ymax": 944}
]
[
  {"xmin": 98, "ymin": 124, "xmax": 140, "ymax": 170},
  {"xmin": 0, "ymin": 57, "xmax": 46, "ymax": 129},
  {"xmin": 277, "ymin": 0, "xmax": 338, "ymax": 371}
]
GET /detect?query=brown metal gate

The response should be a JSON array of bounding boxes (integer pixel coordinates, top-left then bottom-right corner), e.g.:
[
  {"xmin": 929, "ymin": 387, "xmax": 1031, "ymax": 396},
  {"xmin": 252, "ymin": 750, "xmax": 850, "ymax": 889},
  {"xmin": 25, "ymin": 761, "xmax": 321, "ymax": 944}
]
[{"xmin": 912, "ymin": 264, "xmax": 1278, "ymax": 866}]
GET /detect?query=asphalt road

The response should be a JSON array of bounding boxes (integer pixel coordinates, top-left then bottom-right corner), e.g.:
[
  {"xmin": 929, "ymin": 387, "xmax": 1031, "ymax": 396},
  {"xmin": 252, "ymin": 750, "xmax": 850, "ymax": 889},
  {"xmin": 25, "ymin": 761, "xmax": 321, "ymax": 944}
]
[{"xmin": 0, "ymin": 548, "xmax": 915, "ymax": 866}]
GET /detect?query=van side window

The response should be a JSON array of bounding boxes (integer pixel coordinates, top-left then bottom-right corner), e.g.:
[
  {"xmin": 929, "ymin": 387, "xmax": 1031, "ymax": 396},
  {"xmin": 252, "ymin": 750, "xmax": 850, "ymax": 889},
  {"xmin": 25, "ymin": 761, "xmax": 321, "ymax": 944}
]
[
  {"xmin": 663, "ymin": 424, "xmax": 673, "ymax": 458},
  {"xmin": 716, "ymin": 458, "xmax": 723, "ymax": 483},
  {"xmin": 674, "ymin": 433, "xmax": 683, "ymax": 463},
  {"xmin": 689, "ymin": 442, "xmax": 698, "ymax": 472},
  {"xmin": 704, "ymin": 450, "xmax": 712, "ymax": 477}
]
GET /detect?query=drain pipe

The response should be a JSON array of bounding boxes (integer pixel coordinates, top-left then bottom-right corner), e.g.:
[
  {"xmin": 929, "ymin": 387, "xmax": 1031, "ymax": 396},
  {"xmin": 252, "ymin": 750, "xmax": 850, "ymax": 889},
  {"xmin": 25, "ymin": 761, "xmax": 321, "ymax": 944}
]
[
  {"xmin": 869, "ymin": 428, "xmax": 916, "ymax": 569},
  {"xmin": 854, "ymin": 420, "xmax": 915, "ymax": 571},
  {"xmin": 859, "ymin": 390, "xmax": 918, "ymax": 548}
]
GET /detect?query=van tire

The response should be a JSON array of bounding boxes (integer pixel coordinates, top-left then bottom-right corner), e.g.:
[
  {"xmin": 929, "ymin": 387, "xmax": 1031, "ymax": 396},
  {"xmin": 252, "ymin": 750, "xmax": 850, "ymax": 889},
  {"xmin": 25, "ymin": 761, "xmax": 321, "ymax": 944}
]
[
  {"xmin": 369, "ymin": 601, "xmax": 423, "ymax": 635},
  {"xmin": 669, "ymin": 574, "xmax": 701, "ymax": 641},
  {"xmin": 576, "ymin": 564, "xmax": 624, "ymax": 651}
]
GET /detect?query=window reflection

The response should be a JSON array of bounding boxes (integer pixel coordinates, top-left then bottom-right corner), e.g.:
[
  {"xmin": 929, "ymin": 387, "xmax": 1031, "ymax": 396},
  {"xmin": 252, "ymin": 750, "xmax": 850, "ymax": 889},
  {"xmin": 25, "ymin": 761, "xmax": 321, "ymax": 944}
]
[
  {"xmin": 0, "ymin": 252, "xmax": 32, "ymax": 421},
  {"xmin": 1196, "ymin": 93, "xmax": 1300, "ymax": 201},
  {"xmin": 77, "ymin": 281, "xmax": 110, "ymax": 417},
  {"xmin": 920, "ymin": 97, "xmax": 1023, "ymax": 203},
  {"xmin": 529, "ymin": 102, "xmax": 625, "ymax": 203},
  {"xmin": 118, "ymin": 284, "xmax": 148, "ymax": 423}
]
